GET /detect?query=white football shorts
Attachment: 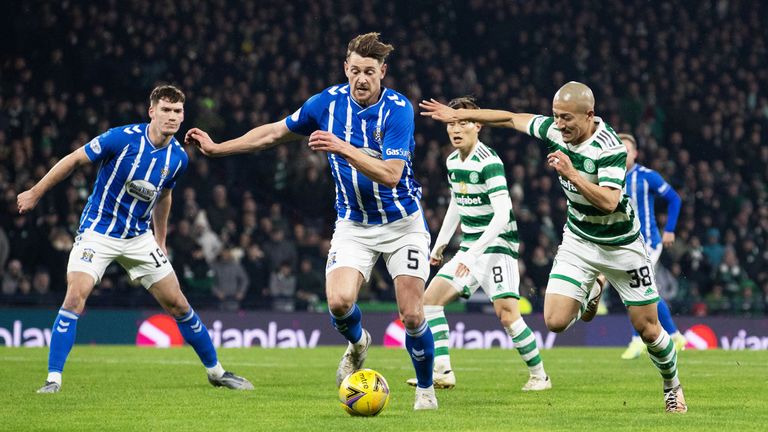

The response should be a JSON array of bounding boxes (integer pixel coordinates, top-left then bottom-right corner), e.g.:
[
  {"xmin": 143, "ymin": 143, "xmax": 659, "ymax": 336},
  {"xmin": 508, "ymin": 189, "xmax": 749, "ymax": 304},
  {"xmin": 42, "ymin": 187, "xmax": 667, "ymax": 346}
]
[
  {"xmin": 436, "ymin": 253, "xmax": 521, "ymax": 302},
  {"xmin": 67, "ymin": 229, "xmax": 174, "ymax": 289},
  {"xmin": 326, "ymin": 210, "xmax": 431, "ymax": 282},
  {"xmin": 547, "ymin": 228, "xmax": 659, "ymax": 306}
]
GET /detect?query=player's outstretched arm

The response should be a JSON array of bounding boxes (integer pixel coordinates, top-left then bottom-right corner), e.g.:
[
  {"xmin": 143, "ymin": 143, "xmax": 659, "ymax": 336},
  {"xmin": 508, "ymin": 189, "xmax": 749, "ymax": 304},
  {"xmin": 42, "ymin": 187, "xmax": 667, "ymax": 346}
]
[
  {"xmin": 186, "ymin": 119, "xmax": 302, "ymax": 157},
  {"xmin": 430, "ymin": 197, "xmax": 461, "ymax": 266},
  {"xmin": 17, "ymin": 147, "xmax": 91, "ymax": 214},
  {"xmin": 419, "ymin": 99, "xmax": 535, "ymax": 133},
  {"xmin": 152, "ymin": 188, "xmax": 172, "ymax": 253}
]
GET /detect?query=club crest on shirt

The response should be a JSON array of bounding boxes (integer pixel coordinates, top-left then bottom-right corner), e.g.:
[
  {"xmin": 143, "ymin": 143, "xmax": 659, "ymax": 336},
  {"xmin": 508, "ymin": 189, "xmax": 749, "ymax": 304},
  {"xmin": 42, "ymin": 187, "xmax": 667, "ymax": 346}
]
[
  {"xmin": 81, "ymin": 248, "xmax": 95, "ymax": 263},
  {"xmin": 161, "ymin": 166, "xmax": 170, "ymax": 179},
  {"xmin": 373, "ymin": 127, "xmax": 383, "ymax": 144},
  {"xmin": 469, "ymin": 172, "xmax": 480, "ymax": 183},
  {"xmin": 583, "ymin": 159, "xmax": 596, "ymax": 173},
  {"xmin": 89, "ymin": 138, "xmax": 102, "ymax": 154}
]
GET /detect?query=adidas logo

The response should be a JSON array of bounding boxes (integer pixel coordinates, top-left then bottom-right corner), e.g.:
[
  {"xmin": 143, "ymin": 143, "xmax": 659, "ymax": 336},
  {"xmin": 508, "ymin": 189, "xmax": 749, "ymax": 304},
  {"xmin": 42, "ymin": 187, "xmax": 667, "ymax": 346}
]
[
  {"xmin": 644, "ymin": 287, "xmax": 655, "ymax": 295},
  {"xmin": 496, "ymin": 284, "xmax": 504, "ymax": 291}
]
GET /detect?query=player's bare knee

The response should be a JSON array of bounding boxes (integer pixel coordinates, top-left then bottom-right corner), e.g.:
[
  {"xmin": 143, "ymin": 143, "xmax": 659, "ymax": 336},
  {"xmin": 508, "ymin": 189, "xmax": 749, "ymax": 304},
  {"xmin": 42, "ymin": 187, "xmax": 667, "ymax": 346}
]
[
  {"xmin": 544, "ymin": 314, "xmax": 570, "ymax": 333},
  {"xmin": 637, "ymin": 321, "xmax": 661, "ymax": 343},
  {"xmin": 401, "ymin": 313, "xmax": 424, "ymax": 329},
  {"xmin": 166, "ymin": 301, "xmax": 191, "ymax": 318},
  {"xmin": 327, "ymin": 295, "xmax": 354, "ymax": 316}
]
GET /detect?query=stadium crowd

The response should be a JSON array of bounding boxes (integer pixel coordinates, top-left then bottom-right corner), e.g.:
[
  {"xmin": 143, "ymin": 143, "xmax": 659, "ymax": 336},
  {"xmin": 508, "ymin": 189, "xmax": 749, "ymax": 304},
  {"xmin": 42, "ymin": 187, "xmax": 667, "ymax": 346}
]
[{"xmin": 1, "ymin": 0, "xmax": 767, "ymax": 316}]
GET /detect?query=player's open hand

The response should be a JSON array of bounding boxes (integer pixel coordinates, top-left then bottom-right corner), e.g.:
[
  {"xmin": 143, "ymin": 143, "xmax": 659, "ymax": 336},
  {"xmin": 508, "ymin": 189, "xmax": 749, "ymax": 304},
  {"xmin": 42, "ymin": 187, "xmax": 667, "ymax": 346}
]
[
  {"xmin": 419, "ymin": 99, "xmax": 458, "ymax": 123},
  {"xmin": 547, "ymin": 150, "xmax": 577, "ymax": 179},
  {"xmin": 308, "ymin": 130, "xmax": 351, "ymax": 156},
  {"xmin": 662, "ymin": 231, "xmax": 675, "ymax": 248},
  {"xmin": 455, "ymin": 263, "xmax": 470, "ymax": 277},
  {"xmin": 185, "ymin": 128, "xmax": 218, "ymax": 156},
  {"xmin": 17, "ymin": 189, "xmax": 40, "ymax": 214}
]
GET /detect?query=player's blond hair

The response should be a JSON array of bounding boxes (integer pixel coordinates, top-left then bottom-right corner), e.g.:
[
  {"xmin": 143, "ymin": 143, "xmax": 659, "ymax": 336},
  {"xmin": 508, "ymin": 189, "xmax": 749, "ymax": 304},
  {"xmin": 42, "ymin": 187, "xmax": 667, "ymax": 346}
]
[
  {"xmin": 618, "ymin": 133, "xmax": 637, "ymax": 147},
  {"xmin": 346, "ymin": 33, "xmax": 394, "ymax": 63}
]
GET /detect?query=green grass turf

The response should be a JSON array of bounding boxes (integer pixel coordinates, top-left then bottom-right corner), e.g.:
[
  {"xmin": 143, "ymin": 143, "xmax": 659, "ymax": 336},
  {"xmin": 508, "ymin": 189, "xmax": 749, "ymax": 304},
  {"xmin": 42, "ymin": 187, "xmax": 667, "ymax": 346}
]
[{"xmin": 1, "ymin": 346, "xmax": 766, "ymax": 431}]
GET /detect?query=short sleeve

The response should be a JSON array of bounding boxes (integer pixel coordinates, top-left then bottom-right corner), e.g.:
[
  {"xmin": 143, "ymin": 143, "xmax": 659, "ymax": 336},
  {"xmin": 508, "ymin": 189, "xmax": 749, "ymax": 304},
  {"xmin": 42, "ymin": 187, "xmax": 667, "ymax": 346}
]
[
  {"xmin": 83, "ymin": 128, "xmax": 123, "ymax": 162},
  {"xmin": 482, "ymin": 158, "xmax": 509, "ymax": 198},
  {"xmin": 381, "ymin": 101, "xmax": 414, "ymax": 161},
  {"xmin": 596, "ymin": 147, "xmax": 627, "ymax": 189},
  {"xmin": 285, "ymin": 92, "xmax": 324, "ymax": 136},
  {"xmin": 525, "ymin": 115, "xmax": 559, "ymax": 152}
]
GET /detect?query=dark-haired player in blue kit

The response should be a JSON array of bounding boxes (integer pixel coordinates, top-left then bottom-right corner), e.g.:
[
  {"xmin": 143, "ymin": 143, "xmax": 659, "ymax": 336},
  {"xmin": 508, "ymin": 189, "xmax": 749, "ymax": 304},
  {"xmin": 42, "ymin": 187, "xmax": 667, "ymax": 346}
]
[
  {"xmin": 186, "ymin": 33, "xmax": 437, "ymax": 410},
  {"xmin": 18, "ymin": 85, "xmax": 252, "ymax": 393}
]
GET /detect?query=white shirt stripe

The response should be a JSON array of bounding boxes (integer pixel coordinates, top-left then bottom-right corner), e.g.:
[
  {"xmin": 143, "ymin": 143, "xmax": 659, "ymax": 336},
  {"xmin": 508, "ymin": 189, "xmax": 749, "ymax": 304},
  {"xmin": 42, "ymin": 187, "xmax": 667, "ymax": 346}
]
[{"xmin": 89, "ymin": 144, "xmax": 131, "ymax": 230}]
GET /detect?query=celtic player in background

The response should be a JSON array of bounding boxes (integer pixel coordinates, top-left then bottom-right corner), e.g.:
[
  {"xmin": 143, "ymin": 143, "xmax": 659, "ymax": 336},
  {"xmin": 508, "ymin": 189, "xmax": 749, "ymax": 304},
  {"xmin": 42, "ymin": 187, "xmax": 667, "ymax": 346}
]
[
  {"xmin": 420, "ymin": 82, "xmax": 687, "ymax": 413},
  {"xmin": 406, "ymin": 97, "xmax": 550, "ymax": 391}
]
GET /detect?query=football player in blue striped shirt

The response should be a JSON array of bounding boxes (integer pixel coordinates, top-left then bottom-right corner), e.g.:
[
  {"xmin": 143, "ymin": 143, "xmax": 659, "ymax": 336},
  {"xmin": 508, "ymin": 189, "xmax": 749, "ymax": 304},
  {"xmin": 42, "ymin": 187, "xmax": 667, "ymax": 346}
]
[
  {"xmin": 186, "ymin": 33, "xmax": 437, "ymax": 410},
  {"xmin": 18, "ymin": 85, "xmax": 252, "ymax": 393},
  {"xmin": 618, "ymin": 133, "xmax": 687, "ymax": 359}
]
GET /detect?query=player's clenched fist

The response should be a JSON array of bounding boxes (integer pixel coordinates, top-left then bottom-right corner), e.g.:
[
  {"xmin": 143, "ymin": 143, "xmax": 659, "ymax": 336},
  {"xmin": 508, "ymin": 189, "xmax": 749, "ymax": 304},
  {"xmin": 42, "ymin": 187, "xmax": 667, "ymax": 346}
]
[{"xmin": 17, "ymin": 189, "xmax": 40, "ymax": 214}]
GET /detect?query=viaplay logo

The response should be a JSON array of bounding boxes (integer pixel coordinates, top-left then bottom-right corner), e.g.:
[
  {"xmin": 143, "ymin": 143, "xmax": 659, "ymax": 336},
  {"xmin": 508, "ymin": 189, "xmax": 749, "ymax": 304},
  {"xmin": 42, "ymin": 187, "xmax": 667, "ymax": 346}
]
[
  {"xmin": 383, "ymin": 319, "xmax": 406, "ymax": 348},
  {"xmin": 136, "ymin": 314, "xmax": 184, "ymax": 347},
  {"xmin": 684, "ymin": 324, "xmax": 718, "ymax": 350}
]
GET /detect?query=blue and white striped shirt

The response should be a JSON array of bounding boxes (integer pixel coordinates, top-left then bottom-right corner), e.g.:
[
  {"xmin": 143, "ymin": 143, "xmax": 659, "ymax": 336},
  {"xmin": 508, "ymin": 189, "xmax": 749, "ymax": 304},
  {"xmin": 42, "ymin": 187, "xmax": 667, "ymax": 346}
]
[
  {"xmin": 285, "ymin": 84, "xmax": 422, "ymax": 224},
  {"xmin": 78, "ymin": 123, "xmax": 188, "ymax": 238},
  {"xmin": 625, "ymin": 164, "xmax": 681, "ymax": 249}
]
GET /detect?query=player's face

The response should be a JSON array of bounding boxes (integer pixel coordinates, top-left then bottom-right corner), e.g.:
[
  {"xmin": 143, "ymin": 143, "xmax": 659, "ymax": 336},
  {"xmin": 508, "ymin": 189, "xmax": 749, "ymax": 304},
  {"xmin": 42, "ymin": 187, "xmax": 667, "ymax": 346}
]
[
  {"xmin": 446, "ymin": 120, "xmax": 481, "ymax": 153},
  {"xmin": 344, "ymin": 53, "xmax": 387, "ymax": 107},
  {"xmin": 552, "ymin": 100, "xmax": 594, "ymax": 144},
  {"xmin": 149, "ymin": 99, "xmax": 184, "ymax": 136}
]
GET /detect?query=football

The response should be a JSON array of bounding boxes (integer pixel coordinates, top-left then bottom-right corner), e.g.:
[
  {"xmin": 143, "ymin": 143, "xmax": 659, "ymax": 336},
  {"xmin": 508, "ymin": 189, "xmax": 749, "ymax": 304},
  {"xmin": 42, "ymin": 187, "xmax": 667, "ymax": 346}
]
[{"xmin": 338, "ymin": 369, "xmax": 390, "ymax": 416}]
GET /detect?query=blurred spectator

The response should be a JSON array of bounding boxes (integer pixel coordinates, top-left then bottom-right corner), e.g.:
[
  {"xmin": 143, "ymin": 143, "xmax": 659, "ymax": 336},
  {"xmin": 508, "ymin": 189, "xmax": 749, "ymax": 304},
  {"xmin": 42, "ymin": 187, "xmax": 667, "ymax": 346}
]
[
  {"xmin": 269, "ymin": 261, "xmax": 296, "ymax": 312},
  {"xmin": 2, "ymin": 259, "xmax": 27, "ymax": 296},
  {"xmin": 211, "ymin": 247, "xmax": 249, "ymax": 311},
  {"xmin": 206, "ymin": 185, "xmax": 238, "ymax": 236},
  {"xmin": 265, "ymin": 228, "xmax": 298, "ymax": 273},
  {"xmin": 242, "ymin": 244, "xmax": 270, "ymax": 309},
  {"xmin": 295, "ymin": 258, "xmax": 324, "ymax": 311},
  {"xmin": 0, "ymin": 227, "xmax": 8, "ymax": 277},
  {"xmin": 182, "ymin": 246, "xmax": 215, "ymax": 301}
]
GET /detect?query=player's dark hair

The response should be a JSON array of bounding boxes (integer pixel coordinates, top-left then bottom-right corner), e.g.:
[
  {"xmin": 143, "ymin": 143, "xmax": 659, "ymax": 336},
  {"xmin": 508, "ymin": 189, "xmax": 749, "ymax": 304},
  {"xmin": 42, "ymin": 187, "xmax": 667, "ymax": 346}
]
[
  {"xmin": 448, "ymin": 96, "xmax": 479, "ymax": 110},
  {"xmin": 346, "ymin": 33, "xmax": 394, "ymax": 63},
  {"xmin": 149, "ymin": 85, "xmax": 185, "ymax": 106}
]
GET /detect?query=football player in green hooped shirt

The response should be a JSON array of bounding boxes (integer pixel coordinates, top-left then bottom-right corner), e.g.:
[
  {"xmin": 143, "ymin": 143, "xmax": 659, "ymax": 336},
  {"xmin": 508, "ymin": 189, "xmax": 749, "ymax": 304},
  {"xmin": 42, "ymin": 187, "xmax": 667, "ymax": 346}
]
[
  {"xmin": 420, "ymin": 82, "xmax": 687, "ymax": 413},
  {"xmin": 406, "ymin": 96, "xmax": 550, "ymax": 392}
]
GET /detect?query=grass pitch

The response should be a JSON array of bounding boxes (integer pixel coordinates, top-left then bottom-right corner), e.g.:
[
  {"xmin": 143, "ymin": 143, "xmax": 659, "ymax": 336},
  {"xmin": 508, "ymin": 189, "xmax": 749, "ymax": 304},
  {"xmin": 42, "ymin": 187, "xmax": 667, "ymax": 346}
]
[{"xmin": 1, "ymin": 346, "xmax": 766, "ymax": 431}]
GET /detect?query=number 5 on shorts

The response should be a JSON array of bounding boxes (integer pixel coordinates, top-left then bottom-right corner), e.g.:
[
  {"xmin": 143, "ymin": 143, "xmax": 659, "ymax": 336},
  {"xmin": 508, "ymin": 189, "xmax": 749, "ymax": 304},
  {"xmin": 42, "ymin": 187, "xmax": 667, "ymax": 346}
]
[{"xmin": 407, "ymin": 249, "xmax": 419, "ymax": 270}]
